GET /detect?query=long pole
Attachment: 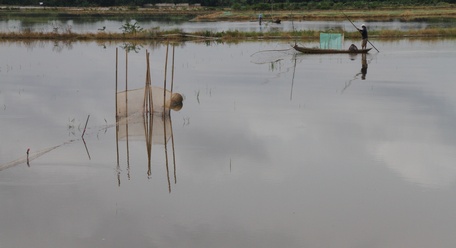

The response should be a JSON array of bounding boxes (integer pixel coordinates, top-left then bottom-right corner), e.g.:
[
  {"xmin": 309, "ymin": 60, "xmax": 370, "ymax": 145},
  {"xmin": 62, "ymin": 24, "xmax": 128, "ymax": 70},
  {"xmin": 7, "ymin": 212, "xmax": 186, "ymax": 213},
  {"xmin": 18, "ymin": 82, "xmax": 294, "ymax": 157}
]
[
  {"xmin": 115, "ymin": 48, "xmax": 120, "ymax": 184},
  {"xmin": 163, "ymin": 42, "xmax": 169, "ymax": 115},
  {"xmin": 115, "ymin": 48, "xmax": 118, "ymax": 118},
  {"xmin": 82, "ymin": 114, "xmax": 90, "ymax": 138},
  {"xmin": 342, "ymin": 12, "xmax": 379, "ymax": 52}
]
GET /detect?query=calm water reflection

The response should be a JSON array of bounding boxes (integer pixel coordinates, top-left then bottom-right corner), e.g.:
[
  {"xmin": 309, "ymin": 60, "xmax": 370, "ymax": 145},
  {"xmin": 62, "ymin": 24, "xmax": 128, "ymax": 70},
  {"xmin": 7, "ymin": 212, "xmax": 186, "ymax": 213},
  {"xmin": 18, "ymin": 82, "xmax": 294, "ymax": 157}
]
[
  {"xmin": 1, "ymin": 39, "xmax": 456, "ymax": 247},
  {"xmin": 2, "ymin": 17, "xmax": 456, "ymax": 33}
]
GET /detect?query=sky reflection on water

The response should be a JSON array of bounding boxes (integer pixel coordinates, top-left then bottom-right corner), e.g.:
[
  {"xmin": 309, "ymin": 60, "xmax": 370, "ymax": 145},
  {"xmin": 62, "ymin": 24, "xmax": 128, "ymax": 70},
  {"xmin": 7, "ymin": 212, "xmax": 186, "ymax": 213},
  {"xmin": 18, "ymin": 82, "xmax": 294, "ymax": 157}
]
[
  {"xmin": 1, "ymin": 39, "xmax": 456, "ymax": 248},
  {"xmin": 1, "ymin": 18, "xmax": 455, "ymax": 34}
]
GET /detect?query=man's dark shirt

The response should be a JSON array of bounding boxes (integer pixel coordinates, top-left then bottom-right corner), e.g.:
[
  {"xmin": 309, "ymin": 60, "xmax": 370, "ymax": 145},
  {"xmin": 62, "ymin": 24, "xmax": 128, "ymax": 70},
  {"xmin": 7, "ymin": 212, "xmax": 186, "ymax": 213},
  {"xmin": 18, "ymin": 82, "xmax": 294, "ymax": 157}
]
[{"xmin": 360, "ymin": 27, "xmax": 368, "ymax": 39}]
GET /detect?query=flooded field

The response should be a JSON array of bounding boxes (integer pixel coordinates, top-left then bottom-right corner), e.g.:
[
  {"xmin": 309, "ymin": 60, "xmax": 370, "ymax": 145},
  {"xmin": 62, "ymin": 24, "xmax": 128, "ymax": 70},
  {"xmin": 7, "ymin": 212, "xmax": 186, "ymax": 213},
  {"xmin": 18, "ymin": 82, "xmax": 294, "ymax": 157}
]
[
  {"xmin": 1, "ymin": 17, "xmax": 456, "ymax": 34},
  {"xmin": 1, "ymin": 38, "xmax": 456, "ymax": 248}
]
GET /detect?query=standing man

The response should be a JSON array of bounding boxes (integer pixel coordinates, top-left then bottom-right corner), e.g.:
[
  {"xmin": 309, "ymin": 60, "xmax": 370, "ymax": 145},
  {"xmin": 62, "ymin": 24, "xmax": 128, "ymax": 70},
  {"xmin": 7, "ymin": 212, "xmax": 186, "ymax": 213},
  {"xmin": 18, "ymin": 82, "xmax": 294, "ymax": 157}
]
[
  {"xmin": 357, "ymin": 24, "xmax": 368, "ymax": 50},
  {"xmin": 259, "ymin": 13, "xmax": 263, "ymax": 25}
]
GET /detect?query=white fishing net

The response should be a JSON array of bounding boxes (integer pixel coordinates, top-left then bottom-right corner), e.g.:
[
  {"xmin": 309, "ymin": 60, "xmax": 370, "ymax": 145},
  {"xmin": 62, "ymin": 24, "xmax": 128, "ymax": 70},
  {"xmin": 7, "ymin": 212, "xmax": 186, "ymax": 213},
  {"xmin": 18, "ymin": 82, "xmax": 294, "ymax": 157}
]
[
  {"xmin": 116, "ymin": 111, "xmax": 172, "ymax": 144},
  {"xmin": 116, "ymin": 85, "xmax": 182, "ymax": 144},
  {"xmin": 116, "ymin": 86, "xmax": 183, "ymax": 118}
]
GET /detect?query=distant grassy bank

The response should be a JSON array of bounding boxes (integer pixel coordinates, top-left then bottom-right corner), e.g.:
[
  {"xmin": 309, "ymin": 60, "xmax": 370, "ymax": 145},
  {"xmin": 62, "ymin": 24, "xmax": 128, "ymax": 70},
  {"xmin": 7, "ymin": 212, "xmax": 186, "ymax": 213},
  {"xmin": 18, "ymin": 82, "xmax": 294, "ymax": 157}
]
[{"xmin": 191, "ymin": 7, "xmax": 456, "ymax": 21}]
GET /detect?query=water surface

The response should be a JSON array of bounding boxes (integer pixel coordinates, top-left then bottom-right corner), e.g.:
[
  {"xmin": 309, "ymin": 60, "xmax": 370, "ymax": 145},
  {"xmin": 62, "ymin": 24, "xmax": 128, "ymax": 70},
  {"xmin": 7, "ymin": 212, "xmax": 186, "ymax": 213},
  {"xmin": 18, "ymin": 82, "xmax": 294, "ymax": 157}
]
[
  {"xmin": 1, "ymin": 39, "xmax": 456, "ymax": 248},
  {"xmin": 1, "ymin": 16, "xmax": 455, "ymax": 33}
]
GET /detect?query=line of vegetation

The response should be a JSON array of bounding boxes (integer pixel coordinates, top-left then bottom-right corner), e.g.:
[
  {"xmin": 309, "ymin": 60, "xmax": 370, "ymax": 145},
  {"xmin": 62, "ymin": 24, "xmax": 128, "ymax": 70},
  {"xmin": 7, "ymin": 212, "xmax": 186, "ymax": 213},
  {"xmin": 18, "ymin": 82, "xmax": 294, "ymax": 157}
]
[
  {"xmin": 2, "ymin": 5, "xmax": 456, "ymax": 24},
  {"xmin": 0, "ymin": 0, "xmax": 455, "ymax": 9},
  {"xmin": 1, "ymin": 27, "xmax": 455, "ymax": 41},
  {"xmin": 231, "ymin": 0, "xmax": 456, "ymax": 11}
]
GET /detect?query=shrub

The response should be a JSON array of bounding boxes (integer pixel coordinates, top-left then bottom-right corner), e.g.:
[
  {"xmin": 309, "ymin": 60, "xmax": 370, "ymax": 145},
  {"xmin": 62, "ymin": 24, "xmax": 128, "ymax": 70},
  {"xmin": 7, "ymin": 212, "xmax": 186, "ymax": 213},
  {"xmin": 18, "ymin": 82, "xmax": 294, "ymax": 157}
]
[
  {"xmin": 120, "ymin": 22, "xmax": 143, "ymax": 34},
  {"xmin": 232, "ymin": 3, "xmax": 242, "ymax": 10}
]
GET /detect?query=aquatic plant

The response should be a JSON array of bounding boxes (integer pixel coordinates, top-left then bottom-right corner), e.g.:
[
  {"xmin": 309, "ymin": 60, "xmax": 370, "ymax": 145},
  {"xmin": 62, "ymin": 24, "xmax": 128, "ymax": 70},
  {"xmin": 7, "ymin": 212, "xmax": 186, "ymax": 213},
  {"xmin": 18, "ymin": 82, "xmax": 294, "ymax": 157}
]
[{"xmin": 119, "ymin": 22, "xmax": 143, "ymax": 34}]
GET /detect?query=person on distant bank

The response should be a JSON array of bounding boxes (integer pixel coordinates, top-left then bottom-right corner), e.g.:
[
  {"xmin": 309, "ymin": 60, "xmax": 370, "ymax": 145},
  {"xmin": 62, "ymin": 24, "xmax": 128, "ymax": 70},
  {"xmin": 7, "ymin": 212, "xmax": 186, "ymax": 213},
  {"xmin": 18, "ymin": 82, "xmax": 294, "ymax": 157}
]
[{"xmin": 357, "ymin": 24, "xmax": 368, "ymax": 50}]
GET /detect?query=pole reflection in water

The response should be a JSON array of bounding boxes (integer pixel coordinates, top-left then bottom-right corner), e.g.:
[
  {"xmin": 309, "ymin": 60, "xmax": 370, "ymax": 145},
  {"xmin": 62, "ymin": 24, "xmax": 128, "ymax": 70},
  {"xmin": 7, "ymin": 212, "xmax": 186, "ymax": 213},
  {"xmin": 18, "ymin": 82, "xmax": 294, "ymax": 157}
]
[
  {"xmin": 116, "ymin": 111, "xmax": 176, "ymax": 191},
  {"xmin": 115, "ymin": 47, "xmax": 183, "ymax": 192}
]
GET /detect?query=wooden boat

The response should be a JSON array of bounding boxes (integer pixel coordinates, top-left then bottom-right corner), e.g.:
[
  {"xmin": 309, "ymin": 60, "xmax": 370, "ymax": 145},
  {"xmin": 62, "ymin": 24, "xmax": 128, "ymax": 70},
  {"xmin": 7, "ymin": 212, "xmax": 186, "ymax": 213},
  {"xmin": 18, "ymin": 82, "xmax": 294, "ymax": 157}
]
[{"xmin": 293, "ymin": 45, "xmax": 372, "ymax": 54}]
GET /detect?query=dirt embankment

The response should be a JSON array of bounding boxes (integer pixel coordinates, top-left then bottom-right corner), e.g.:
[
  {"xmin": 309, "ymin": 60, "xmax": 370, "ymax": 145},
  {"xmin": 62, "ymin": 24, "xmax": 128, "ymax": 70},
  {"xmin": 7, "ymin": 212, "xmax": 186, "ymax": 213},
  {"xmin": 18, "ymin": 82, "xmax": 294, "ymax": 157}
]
[
  {"xmin": 2, "ymin": 6, "xmax": 456, "ymax": 21},
  {"xmin": 192, "ymin": 8, "xmax": 456, "ymax": 22}
]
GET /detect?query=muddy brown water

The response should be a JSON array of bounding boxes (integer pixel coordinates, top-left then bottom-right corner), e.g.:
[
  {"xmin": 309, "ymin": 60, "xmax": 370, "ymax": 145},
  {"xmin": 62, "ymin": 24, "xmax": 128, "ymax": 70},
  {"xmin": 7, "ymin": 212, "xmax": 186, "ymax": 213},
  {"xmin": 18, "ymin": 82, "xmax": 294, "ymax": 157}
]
[{"xmin": 1, "ymin": 39, "xmax": 456, "ymax": 248}]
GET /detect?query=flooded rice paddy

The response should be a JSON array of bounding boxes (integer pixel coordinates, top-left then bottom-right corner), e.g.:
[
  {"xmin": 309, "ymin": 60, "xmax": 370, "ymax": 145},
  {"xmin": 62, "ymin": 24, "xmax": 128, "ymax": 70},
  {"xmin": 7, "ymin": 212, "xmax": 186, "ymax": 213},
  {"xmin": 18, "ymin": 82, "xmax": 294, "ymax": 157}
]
[
  {"xmin": 2, "ymin": 17, "xmax": 456, "ymax": 34},
  {"xmin": 1, "ymin": 38, "xmax": 456, "ymax": 247}
]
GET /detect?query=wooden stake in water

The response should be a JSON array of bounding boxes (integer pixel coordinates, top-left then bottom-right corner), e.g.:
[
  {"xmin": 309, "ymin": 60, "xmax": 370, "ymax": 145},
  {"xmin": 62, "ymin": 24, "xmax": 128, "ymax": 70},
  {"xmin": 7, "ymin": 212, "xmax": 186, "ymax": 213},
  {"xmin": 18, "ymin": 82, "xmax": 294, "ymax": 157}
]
[
  {"xmin": 170, "ymin": 115, "xmax": 177, "ymax": 184},
  {"xmin": 163, "ymin": 42, "xmax": 169, "ymax": 115},
  {"xmin": 115, "ymin": 47, "xmax": 120, "ymax": 167},
  {"xmin": 164, "ymin": 115, "xmax": 171, "ymax": 193},
  {"xmin": 143, "ymin": 50, "xmax": 149, "ymax": 113},
  {"xmin": 149, "ymin": 52, "xmax": 153, "ymax": 113},
  {"xmin": 82, "ymin": 115, "xmax": 90, "ymax": 138},
  {"xmin": 125, "ymin": 50, "xmax": 130, "ymax": 170},
  {"xmin": 115, "ymin": 47, "xmax": 118, "ymax": 117},
  {"xmin": 168, "ymin": 44, "xmax": 175, "ymax": 116},
  {"xmin": 171, "ymin": 44, "xmax": 175, "ymax": 93},
  {"xmin": 26, "ymin": 148, "xmax": 30, "ymax": 167},
  {"xmin": 143, "ymin": 50, "xmax": 153, "ymax": 114}
]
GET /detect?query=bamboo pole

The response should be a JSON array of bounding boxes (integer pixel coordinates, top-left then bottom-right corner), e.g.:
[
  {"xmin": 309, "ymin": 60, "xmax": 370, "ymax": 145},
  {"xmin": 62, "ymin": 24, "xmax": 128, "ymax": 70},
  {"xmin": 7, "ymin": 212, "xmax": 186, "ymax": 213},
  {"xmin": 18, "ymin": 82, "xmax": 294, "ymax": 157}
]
[
  {"xmin": 26, "ymin": 148, "xmax": 30, "ymax": 167},
  {"xmin": 149, "ymin": 51, "xmax": 154, "ymax": 113},
  {"xmin": 82, "ymin": 114, "xmax": 90, "ymax": 138},
  {"xmin": 164, "ymin": 115, "xmax": 171, "ymax": 193},
  {"xmin": 145, "ymin": 108, "xmax": 153, "ymax": 178},
  {"xmin": 116, "ymin": 48, "xmax": 118, "ymax": 118},
  {"xmin": 82, "ymin": 137, "xmax": 91, "ymax": 160},
  {"xmin": 143, "ymin": 50, "xmax": 154, "ymax": 114},
  {"xmin": 170, "ymin": 114, "xmax": 177, "ymax": 184},
  {"xmin": 163, "ymin": 42, "xmax": 169, "ymax": 115},
  {"xmin": 171, "ymin": 44, "xmax": 175, "ymax": 93},
  {"xmin": 147, "ymin": 114, "xmax": 153, "ymax": 178},
  {"xmin": 290, "ymin": 55, "xmax": 297, "ymax": 101},
  {"xmin": 115, "ymin": 47, "xmax": 120, "ymax": 185},
  {"xmin": 143, "ymin": 50, "xmax": 150, "ymax": 114},
  {"xmin": 169, "ymin": 44, "xmax": 175, "ymax": 116},
  {"xmin": 125, "ymin": 50, "xmax": 130, "ymax": 170}
]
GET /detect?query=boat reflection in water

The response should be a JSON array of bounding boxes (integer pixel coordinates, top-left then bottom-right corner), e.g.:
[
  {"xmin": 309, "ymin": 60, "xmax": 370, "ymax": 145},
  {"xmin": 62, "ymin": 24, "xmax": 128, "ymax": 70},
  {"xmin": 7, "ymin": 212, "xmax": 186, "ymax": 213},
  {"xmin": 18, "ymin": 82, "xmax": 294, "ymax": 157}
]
[{"xmin": 115, "ymin": 48, "xmax": 183, "ymax": 192}]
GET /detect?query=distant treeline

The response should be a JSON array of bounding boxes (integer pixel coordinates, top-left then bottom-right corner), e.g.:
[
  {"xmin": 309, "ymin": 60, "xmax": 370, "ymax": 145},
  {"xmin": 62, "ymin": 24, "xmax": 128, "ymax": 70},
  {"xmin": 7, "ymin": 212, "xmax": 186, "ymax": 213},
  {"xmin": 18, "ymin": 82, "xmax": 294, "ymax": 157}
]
[{"xmin": 0, "ymin": 0, "xmax": 454, "ymax": 8}]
